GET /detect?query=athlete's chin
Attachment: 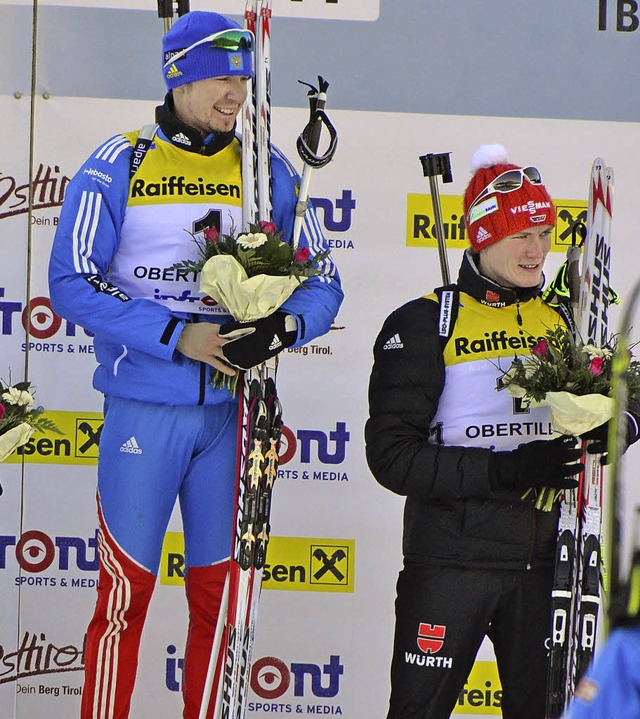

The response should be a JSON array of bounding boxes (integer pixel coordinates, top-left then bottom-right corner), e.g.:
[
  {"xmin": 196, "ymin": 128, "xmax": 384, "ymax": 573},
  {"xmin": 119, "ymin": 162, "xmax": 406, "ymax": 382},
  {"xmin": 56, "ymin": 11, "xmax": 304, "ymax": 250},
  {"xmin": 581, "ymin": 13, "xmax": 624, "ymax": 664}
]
[
  {"xmin": 209, "ymin": 112, "xmax": 239, "ymax": 133},
  {"xmin": 516, "ymin": 274, "xmax": 542, "ymax": 288},
  {"xmin": 208, "ymin": 122, "xmax": 235, "ymax": 135}
]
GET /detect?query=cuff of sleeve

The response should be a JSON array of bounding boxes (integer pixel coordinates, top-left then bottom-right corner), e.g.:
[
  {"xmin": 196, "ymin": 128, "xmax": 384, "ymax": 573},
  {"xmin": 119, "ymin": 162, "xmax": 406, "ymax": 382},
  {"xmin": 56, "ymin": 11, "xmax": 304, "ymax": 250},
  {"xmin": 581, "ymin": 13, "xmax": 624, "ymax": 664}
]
[
  {"xmin": 281, "ymin": 313, "xmax": 300, "ymax": 345},
  {"xmin": 162, "ymin": 317, "xmax": 186, "ymax": 359}
]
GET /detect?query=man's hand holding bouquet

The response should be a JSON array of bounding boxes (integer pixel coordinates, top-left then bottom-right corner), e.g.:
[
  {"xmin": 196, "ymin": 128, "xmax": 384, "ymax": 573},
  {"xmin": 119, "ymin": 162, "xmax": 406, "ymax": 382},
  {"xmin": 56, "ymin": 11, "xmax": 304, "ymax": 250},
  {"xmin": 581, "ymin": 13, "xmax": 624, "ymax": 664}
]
[
  {"xmin": 498, "ymin": 325, "xmax": 640, "ymax": 509},
  {"xmin": 173, "ymin": 221, "xmax": 328, "ymax": 393}
]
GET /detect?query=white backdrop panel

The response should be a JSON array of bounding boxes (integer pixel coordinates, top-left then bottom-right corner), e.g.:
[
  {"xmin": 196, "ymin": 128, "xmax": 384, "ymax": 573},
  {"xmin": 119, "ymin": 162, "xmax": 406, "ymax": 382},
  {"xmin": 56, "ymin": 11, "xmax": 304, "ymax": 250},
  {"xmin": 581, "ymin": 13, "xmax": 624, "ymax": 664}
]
[
  {"xmin": 0, "ymin": 0, "xmax": 380, "ymax": 21},
  {"xmin": 2, "ymin": 92, "xmax": 640, "ymax": 718}
]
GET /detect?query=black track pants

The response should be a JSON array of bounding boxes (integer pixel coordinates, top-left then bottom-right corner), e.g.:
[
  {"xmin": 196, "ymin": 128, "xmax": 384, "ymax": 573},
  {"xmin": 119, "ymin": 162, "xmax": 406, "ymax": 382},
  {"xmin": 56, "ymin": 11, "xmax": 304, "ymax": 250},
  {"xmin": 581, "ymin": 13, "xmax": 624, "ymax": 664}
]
[{"xmin": 386, "ymin": 563, "xmax": 553, "ymax": 719}]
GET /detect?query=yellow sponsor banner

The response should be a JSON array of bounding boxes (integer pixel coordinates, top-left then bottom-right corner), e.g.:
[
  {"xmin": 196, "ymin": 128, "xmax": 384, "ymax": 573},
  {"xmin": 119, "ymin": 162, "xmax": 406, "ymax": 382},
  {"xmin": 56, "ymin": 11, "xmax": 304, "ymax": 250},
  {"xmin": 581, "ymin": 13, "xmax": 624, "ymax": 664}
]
[
  {"xmin": 160, "ymin": 533, "xmax": 355, "ymax": 593},
  {"xmin": 452, "ymin": 661, "xmax": 502, "ymax": 715},
  {"xmin": 265, "ymin": 536, "xmax": 354, "ymax": 592},
  {"xmin": 553, "ymin": 201, "xmax": 589, "ymax": 250},
  {"xmin": 6, "ymin": 410, "xmax": 103, "ymax": 465},
  {"xmin": 161, "ymin": 532, "xmax": 187, "ymax": 587},
  {"xmin": 406, "ymin": 194, "xmax": 467, "ymax": 252},
  {"xmin": 123, "ymin": 130, "xmax": 243, "ymax": 208},
  {"xmin": 406, "ymin": 193, "xmax": 587, "ymax": 254}
]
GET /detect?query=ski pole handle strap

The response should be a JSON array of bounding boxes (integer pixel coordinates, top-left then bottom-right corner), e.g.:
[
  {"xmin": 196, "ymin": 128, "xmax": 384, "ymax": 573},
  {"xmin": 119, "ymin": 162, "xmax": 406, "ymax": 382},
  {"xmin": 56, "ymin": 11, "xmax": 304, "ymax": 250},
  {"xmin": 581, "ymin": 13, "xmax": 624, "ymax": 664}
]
[{"xmin": 296, "ymin": 110, "xmax": 338, "ymax": 169}]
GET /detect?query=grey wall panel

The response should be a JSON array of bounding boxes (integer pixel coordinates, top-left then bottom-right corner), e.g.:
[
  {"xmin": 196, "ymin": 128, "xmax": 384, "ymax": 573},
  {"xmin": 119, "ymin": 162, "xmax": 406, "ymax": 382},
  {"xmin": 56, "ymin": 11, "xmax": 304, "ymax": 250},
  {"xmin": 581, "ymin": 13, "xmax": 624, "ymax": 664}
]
[{"xmin": 2, "ymin": 1, "xmax": 639, "ymax": 121}]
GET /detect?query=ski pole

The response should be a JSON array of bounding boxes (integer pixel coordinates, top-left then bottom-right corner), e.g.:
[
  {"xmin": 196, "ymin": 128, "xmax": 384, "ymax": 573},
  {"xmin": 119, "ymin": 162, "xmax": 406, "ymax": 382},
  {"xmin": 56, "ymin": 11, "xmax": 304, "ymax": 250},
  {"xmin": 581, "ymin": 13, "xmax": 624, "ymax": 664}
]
[
  {"xmin": 256, "ymin": 0, "xmax": 272, "ymax": 223},
  {"xmin": 605, "ymin": 275, "xmax": 640, "ymax": 635},
  {"xmin": 419, "ymin": 152, "xmax": 453, "ymax": 285},
  {"xmin": 566, "ymin": 222, "xmax": 586, "ymax": 320},
  {"xmin": 242, "ymin": 0, "xmax": 259, "ymax": 226},
  {"xmin": 157, "ymin": 0, "xmax": 190, "ymax": 32},
  {"xmin": 292, "ymin": 76, "xmax": 338, "ymax": 251}
]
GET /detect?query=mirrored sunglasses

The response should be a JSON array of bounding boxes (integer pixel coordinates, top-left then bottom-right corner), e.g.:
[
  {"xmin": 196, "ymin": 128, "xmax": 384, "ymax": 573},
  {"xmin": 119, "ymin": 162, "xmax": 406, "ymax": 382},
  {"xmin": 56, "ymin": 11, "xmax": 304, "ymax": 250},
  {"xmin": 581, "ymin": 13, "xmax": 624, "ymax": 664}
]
[
  {"xmin": 467, "ymin": 166, "xmax": 543, "ymax": 220},
  {"xmin": 164, "ymin": 28, "xmax": 254, "ymax": 68}
]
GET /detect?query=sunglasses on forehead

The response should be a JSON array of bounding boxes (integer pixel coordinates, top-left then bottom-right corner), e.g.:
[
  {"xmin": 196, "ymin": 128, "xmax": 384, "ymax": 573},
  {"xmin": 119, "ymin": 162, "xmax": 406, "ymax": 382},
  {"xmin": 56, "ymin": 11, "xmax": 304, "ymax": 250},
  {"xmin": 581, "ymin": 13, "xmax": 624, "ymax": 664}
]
[
  {"xmin": 467, "ymin": 166, "xmax": 543, "ymax": 220},
  {"xmin": 163, "ymin": 28, "xmax": 254, "ymax": 68}
]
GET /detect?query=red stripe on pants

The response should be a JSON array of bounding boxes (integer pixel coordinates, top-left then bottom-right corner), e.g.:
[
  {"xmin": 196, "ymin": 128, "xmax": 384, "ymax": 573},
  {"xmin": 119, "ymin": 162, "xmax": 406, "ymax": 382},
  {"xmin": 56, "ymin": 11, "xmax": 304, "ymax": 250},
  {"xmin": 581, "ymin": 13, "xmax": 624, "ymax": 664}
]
[{"xmin": 81, "ymin": 507, "xmax": 156, "ymax": 719}]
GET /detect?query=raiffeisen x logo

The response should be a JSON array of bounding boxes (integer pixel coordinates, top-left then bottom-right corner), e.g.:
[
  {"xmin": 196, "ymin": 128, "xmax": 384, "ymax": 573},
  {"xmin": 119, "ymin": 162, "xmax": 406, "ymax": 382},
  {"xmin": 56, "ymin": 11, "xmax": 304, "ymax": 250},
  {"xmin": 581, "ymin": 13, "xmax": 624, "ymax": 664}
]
[
  {"xmin": 161, "ymin": 535, "xmax": 355, "ymax": 592},
  {"xmin": 311, "ymin": 545, "xmax": 349, "ymax": 586},
  {"xmin": 77, "ymin": 419, "xmax": 103, "ymax": 457}
]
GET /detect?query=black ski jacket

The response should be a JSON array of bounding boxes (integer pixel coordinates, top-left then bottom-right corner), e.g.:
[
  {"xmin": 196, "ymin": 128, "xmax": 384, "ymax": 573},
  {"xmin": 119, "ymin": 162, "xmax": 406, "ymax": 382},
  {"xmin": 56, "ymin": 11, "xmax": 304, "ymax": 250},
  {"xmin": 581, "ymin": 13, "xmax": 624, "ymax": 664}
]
[{"xmin": 366, "ymin": 251, "xmax": 565, "ymax": 571}]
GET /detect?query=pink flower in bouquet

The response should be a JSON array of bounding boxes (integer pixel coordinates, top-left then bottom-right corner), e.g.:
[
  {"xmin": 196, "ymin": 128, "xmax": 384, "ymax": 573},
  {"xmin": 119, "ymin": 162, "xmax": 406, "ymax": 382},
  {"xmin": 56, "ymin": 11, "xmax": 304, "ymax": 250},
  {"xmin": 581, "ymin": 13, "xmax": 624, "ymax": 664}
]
[
  {"xmin": 0, "ymin": 404, "xmax": 4, "ymax": 420},
  {"xmin": 531, "ymin": 339, "xmax": 549, "ymax": 359},
  {"xmin": 258, "ymin": 221, "xmax": 278, "ymax": 236},
  {"xmin": 294, "ymin": 247, "xmax": 311, "ymax": 263},
  {"xmin": 204, "ymin": 226, "xmax": 219, "ymax": 244},
  {"xmin": 589, "ymin": 356, "xmax": 605, "ymax": 376}
]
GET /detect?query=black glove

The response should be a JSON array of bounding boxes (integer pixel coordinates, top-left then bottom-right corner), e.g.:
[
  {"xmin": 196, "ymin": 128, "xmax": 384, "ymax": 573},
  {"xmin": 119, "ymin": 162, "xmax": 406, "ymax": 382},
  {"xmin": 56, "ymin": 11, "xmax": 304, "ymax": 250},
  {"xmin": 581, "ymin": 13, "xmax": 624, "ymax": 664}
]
[
  {"xmin": 581, "ymin": 410, "xmax": 640, "ymax": 465},
  {"xmin": 490, "ymin": 436, "xmax": 583, "ymax": 491},
  {"xmin": 220, "ymin": 312, "xmax": 297, "ymax": 370}
]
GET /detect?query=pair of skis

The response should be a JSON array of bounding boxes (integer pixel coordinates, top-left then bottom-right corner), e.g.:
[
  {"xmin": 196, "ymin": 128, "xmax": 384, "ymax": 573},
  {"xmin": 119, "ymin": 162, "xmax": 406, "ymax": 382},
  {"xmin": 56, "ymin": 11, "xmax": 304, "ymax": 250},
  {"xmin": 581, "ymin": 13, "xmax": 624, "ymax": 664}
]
[
  {"xmin": 203, "ymin": 3, "xmax": 336, "ymax": 719},
  {"xmin": 204, "ymin": 5, "xmax": 276, "ymax": 717},
  {"xmin": 208, "ymin": 372, "xmax": 282, "ymax": 719},
  {"xmin": 545, "ymin": 159, "xmax": 614, "ymax": 718}
]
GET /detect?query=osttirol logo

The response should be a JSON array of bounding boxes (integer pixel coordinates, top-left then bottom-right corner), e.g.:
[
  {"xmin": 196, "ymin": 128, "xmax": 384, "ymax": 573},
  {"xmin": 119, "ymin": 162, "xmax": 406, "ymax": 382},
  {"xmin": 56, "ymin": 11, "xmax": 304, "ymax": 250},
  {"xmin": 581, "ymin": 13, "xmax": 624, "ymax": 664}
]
[
  {"xmin": 405, "ymin": 194, "xmax": 586, "ymax": 254},
  {"xmin": 160, "ymin": 533, "xmax": 355, "ymax": 592}
]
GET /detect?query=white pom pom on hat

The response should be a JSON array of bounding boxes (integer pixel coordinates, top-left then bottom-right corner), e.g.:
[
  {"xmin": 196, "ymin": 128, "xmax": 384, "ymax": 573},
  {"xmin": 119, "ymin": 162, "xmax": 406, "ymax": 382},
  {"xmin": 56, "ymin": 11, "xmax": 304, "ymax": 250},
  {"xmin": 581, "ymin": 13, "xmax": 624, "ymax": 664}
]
[{"xmin": 469, "ymin": 144, "xmax": 510, "ymax": 173}]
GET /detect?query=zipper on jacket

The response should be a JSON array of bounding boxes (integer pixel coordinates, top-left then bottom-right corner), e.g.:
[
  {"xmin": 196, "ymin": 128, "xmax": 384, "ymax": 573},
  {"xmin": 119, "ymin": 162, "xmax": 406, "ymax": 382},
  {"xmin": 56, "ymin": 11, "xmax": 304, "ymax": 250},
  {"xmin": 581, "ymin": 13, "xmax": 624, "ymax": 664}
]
[
  {"xmin": 191, "ymin": 315, "xmax": 207, "ymax": 406},
  {"xmin": 198, "ymin": 361, "xmax": 207, "ymax": 405},
  {"xmin": 515, "ymin": 301, "xmax": 523, "ymax": 326},
  {"xmin": 526, "ymin": 502, "xmax": 537, "ymax": 570}
]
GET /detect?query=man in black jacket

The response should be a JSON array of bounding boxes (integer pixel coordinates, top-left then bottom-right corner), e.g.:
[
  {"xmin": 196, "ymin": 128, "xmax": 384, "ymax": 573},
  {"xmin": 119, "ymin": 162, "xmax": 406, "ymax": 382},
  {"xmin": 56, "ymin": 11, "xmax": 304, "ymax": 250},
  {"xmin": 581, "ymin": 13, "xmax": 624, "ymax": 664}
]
[{"xmin": 367, "ymin": 144, "xmax": 595, "ymax": 719}]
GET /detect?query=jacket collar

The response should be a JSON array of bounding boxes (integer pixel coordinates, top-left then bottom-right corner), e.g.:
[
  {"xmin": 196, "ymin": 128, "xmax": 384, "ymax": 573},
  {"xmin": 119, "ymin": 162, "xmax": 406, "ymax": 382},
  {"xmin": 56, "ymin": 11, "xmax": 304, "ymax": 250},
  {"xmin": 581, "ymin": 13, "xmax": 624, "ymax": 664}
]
[
  {"xmin": 457, "ymin": 248, "xmax": 543, "ymax": 307},
  {"xmin": 155, "ymin": 93, "xmax": 236, "ymax": 156}
]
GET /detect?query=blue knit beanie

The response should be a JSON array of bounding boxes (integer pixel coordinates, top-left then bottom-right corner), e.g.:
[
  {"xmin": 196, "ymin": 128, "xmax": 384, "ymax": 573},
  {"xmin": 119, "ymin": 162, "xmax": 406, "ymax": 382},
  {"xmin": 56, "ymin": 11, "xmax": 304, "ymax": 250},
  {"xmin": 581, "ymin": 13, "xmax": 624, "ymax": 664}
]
[{"xmin": 162, "ymin": 11, "xmax": 254, "ymax": 90}]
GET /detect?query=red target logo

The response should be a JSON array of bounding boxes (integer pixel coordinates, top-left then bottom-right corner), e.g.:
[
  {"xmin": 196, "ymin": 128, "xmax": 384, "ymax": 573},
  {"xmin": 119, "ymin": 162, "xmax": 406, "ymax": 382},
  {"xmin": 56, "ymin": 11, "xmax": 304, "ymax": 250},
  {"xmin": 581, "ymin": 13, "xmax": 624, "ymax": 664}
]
[
  {"xmin": 250, "ymin": 656, "xmax": 290, "ymax": 699},
  {"xmin": 277, "ymin": 425, "xmax": 297, "ymax": 465},
  {"xmin": 22, "ymin": 297, "xmax": 62, "ymax": 339},
  {"xmin": 15, "ymin": 530, "xmax": 56, "ymax": 573}
]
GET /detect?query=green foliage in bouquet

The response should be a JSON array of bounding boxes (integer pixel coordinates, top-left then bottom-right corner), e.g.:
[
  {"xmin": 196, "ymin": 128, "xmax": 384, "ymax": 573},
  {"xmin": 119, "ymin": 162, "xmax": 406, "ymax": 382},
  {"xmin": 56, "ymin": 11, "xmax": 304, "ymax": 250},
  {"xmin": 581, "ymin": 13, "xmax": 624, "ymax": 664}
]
[
  {"xmin": 174, "ymin": 221, "xmax": 329, "ymax": 281},
  {"xmin": 500, "ymin": 324, "xmax": 640, "ymax": 403}
]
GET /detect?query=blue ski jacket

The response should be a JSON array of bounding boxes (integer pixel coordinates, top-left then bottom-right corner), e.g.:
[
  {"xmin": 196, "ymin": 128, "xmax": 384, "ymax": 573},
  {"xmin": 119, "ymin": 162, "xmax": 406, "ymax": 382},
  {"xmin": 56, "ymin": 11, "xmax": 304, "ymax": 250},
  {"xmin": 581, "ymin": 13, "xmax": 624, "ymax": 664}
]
[
  {"xmin": 49, "ymin": 109, "xmax": 343, "ymax": 406},
  {"xmin": 565, "ymin": 625, "xmax": 640, "ymax": 719}
]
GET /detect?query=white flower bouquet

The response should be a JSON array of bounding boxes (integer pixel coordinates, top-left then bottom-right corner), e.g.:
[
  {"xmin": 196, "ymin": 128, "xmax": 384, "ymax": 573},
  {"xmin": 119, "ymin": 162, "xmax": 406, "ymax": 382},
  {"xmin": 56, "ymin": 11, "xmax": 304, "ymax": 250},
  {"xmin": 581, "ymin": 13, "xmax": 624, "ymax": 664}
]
[
  {"xmin": 173, "ymin": 221, "xmax": 329, "ymax": 391},
  {"xmin": 0, "ymin": 380, "xmax": 60, "ymax": 461},
  {"xmin": 499, "ymin": 325, "xmax": 640, "ymax": 509}
]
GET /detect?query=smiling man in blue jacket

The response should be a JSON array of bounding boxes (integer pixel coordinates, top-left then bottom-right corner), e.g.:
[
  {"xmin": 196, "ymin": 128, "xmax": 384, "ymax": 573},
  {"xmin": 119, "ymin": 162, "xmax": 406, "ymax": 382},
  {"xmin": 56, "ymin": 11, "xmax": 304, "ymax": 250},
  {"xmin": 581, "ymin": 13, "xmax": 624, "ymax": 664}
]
[{"xmin": 48, "ymin": 11, "xmax": 342, "ymax": 719}]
